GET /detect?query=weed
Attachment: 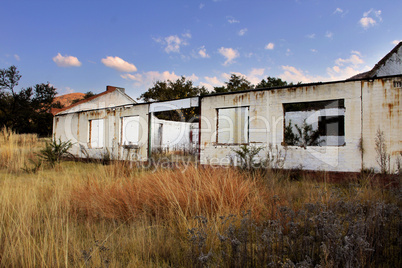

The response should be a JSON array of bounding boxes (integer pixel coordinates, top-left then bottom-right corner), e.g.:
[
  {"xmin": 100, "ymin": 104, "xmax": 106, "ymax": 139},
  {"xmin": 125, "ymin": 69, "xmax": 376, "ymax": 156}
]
[
  {"xmin": 81, "ymin": 240, "xmax": 110, "ymax": 268},
  {"xmin": 264, "ymin": 143, "xmax": 287, "ymax": 169},
  {"xmin": 375, "ymin": 129, "xmax": 390, "ymax": 174},
  {"xmin": 186, "ymin": 201, "xmax": 402, "ymax": 267},
  {"xmin": 21, "ymin": 158, "xmax": 42, "ymax": 173},
  {"xmin": 231, "ymin": 144, "xmax": 264, "ymax": 170},
  {"xmin": 38, "ymin": 137, "xmax": 74, "ymax": 167}
]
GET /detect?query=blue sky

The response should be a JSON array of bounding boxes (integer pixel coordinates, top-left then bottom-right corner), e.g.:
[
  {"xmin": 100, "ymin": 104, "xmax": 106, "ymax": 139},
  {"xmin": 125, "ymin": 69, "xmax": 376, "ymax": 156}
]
[{"xmin": 1, "ymin": 0, "xmax": 401, "ymax": 100}]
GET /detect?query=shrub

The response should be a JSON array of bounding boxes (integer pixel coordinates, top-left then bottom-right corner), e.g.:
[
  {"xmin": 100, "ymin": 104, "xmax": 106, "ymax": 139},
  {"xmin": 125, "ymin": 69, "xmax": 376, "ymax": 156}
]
[
  {"xmin": 187, "ymin": 201, "xmax": 402, "ymax": 267},
  {"xmin": 38, "ymin": 137, "xmax": 73, "ymax": 167},
  {"xmin": 231, "ymin": 145, "xmax": 264, "ymax": 170},
  {"xmin": 284, "ymin": 119, "xmax": 322, "ymax": 148}
]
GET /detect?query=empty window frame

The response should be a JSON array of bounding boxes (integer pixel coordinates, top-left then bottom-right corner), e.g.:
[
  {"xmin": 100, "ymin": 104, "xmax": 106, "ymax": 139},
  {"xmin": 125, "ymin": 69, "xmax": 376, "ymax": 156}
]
[
  {"xmin": 283, "ymin": 99, "xmax": 345, "ymax": 146},
  {"xmin": 217, "ymin": 107, "xmax": 249, "ymax": 144},
  {"xmin": 121, "ymin": 116, "xmax": 140, "ymax": 146},
  {"xmin": 89, "ymin": 119, "xmax": 104, "ymax": 148}
]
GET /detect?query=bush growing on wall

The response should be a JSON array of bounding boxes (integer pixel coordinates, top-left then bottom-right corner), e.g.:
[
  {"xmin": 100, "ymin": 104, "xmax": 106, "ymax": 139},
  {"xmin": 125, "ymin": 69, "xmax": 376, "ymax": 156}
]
[{"xmin": 284, "ymin": 119, "xmax": 322, "ymax": 148}]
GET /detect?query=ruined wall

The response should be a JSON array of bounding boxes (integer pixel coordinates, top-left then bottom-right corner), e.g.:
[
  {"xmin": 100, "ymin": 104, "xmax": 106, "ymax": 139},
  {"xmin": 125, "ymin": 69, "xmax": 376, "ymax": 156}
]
[
  {"xmin": 200, "ymin": 91, "xmax": 269, "ymax": 166},
  {"xmin": 269, "ymin": 82, "xmax": 362, "ymax": 172},
  {"xmin": 151, "ymin": 116, "xmax": 198, "ymax": 152},
  {"xmin": 53, "ymin": 103, "xmax": 149, "ymax": 161},
  {"xmin": 200, "ymin": 81, "xmax": 363, "ymax": 172},
  {"xmin": 361, "ymin": 76, "xmax": 402, "ymax": 172}
]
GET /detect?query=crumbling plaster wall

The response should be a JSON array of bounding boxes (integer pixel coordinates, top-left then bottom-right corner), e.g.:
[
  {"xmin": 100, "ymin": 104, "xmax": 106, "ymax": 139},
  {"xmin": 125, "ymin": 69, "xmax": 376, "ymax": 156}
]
[
  {"xmin": 269, "ymin": 82, "xmax": 362, "ymax": 172},
  {"xmin": 361, "ymin": 77, "xmax": 402, "ymax": 172},
  {"xmin": 199, "ymin": 91, "xmax": 269, "ymax": 166},
  {"xmin": 200, "ymin": 81, "xmax": 363, "ymax": 172},
  {"xmin": 53, "ymin": 103, "xmax": 149, "ymax": 161}
]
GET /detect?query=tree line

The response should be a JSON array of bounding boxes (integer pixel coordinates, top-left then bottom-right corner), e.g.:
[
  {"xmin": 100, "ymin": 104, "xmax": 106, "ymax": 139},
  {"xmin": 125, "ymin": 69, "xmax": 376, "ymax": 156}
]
[
  {"xmin": 0, "ymin": 65, "xmax": 297, "ymax": 135},
  {"xmin": 0, "ymin": 66, "xmax": 62, "ymax": 136}
]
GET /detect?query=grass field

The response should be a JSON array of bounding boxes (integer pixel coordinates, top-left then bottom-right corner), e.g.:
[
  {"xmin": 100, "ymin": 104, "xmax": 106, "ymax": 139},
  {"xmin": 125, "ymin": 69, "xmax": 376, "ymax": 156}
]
[{"xmin": 0, "ymin": 128, "xmax": 400, "ymax": 267}]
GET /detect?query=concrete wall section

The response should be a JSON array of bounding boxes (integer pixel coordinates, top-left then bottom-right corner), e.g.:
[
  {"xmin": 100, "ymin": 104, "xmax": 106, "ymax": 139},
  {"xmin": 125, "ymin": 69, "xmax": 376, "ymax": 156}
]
[
  {"xmin": 362, "ymin": 77, "xmax": 402, "ymax": 172},
  {"xmin": 53, "ymin": 103, "xmax": 149, "ymax": 161},
  {"xmin": 200, "ymin": 81, "xmax": 363, "ymax": 172},
  {"xmin": 199, "ymin": 91, "xmax": 269, "ymax": 166}
]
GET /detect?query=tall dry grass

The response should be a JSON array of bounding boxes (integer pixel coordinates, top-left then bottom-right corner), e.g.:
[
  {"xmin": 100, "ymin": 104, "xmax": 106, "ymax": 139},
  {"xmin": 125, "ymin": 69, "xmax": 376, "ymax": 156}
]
[
  {"xmin": 70, "ymin": 166, "xmax": 273, "ymax": 222},
  {"xmin": 0, "ymin": 127, "xmax": 44, "ymax": 173},
  {"xmin": 0, "ymin": 131, "xmax": 400, "ymax": 266}
]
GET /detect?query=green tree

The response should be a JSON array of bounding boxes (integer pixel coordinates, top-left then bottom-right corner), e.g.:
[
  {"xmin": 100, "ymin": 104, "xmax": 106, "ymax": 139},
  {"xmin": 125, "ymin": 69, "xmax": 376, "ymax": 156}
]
[
  {"xmin": 139, "ymin": 76, "xmax": 208, "ymax": 102},
  {"xmin": 212, "ymin": 74, "xmax": 254, "ymax": 93},
  {"xmin": 139, "ymin": 76, "xmax": 208, "ymax": 121},
  {"xmin": 0, "ymin": 65, "xmax": 21, "ymax": 96},
  {"xmin": 0, "ymin": 66, "xmax": 58, "ymax": 136},
  {"xmin": 256, "ymin": 76, "xmax": 289, "ymax": 88}
]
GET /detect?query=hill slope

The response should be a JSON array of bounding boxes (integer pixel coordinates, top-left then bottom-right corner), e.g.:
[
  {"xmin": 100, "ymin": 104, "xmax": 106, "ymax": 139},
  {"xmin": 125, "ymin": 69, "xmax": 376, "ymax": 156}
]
[{"xmin": 54, "ymin": 93, "xmax": 85, "ymax": 108}]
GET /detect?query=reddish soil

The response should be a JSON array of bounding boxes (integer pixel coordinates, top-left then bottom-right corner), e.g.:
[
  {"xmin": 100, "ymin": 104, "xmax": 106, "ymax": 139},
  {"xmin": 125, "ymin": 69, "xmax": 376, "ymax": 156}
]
[{"xmin": 54, "ymin": 93, "xmax": 85, "ymax": 108}]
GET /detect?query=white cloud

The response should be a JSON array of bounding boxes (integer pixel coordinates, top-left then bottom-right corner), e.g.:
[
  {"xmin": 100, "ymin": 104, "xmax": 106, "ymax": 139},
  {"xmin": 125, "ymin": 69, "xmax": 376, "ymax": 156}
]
[
  {"xmin": 221, "ymin": 68, "xmax": 265, "ymax": 86},
  {"xmin": 218, "ymin": 47, "xmax": 239, "ymax": 66},
  {"xmin": 265, "ymin": 43, "xmax": 274, "ymax": 50},
  {"xmin": 199, "ymin": 82, "xmax": 214, "ymax": 92},
  {"xmin": 14, "ymin": 54, "xmax": 20, "ymax": 61},
  {"xmin": 64, "ymin": 87, "xmax": 75, "ymax": 94},
  {"xmin": 310, "ymin": 49, "xmax": 318, "ymax": 53},
  {"xmin": 101, "ymin": 56, "xmax": 137, "ymax": 72},
  {"xmin": 359, "ymin": 9, "xmax": 382, "ymax": 29},
  {"xmin": 335, "ymin": 52, "xmax": 364, "ymax": 66},
  {"xmin": 334, "ymin": 8, "xmax": 343, "ymax": 14},
  {"xmin": 204, "ymin": 76, "xmax": 221, "ymax": 86},
  {"xmin": 392, "ymin": 40, "xmax": 402, "ymax": 45},
  {"xmin": 306, "ymin": 34, "xmax": 316, "ymax": 39},
  {"xmin": 279, "ymin": 66, "xmax": 326, "ymax": 83},
  {"xmin": 154, "ymin": 33, "xmax": 190, "ymax": 54},
  {"xmin": 53, "ymin": 53, "xmax": 82, "ymax": 67},
  {"xmin": 122, "ymin": 70, "xmax": 198, "ymax": 89},
  {"xmin": 227, "ymin": 16, "xmax": 239, "ymax": 24},
  {"xmin": 359, "ymin": 17, "xmax": 376, "ymax": 28},
  {"xmin": 165, "ymin": 35, "xmax": 184, "ymax": 53},
  {"xmin": 198, "ymin": 46, "xmax": 210, "ymax": 58},
  {"xmin": 325, "ymin": 31, "xmax": 333, "ymax": 39},
  {"xmin": 120, "ymin": 73, "xmax": 138, "ymax": 80},
  {"xmin": 238, "ymin": 28, "xmax": 248, "ymax": 36},
  {"xmin": 201, "ymin": 76, "xmax": 223, "ymax": 91},
  {"xmin": 279, "ymin": 51, "xmax": 370, "ymax": 83},
  {"xmin": 199, "ymin": 3, "xmax": 205, "ymax": 9}
]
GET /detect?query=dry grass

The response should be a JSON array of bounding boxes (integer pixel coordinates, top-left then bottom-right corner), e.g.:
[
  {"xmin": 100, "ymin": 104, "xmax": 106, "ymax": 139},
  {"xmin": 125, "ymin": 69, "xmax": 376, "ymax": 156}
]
[
  {"xmin": 0, "ymin": 130, "xmax": 400, "ymax": 267},
  {"xmin": 0, "ymin": 127, "xmax": 45, "ymax": 173},
  {"xmin": 70, "ymin": 166, "xmax": 272, "ymax": 222}
]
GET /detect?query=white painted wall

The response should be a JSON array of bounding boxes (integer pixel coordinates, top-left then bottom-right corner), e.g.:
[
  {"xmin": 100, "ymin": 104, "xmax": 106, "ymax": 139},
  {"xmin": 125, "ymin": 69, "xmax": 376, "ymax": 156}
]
[
  {"xmin": 53, "ymin": 103, "xmax": 149, "ymax": 161},
  {"xmin": 151, "ymin": 116, "xmax": 198, "ymax": 152},
  {"xmin": 199, "ymin": 81, "xmax": 364, "ymax": 172},
  {"xmin": 361, "ymin": 77, "xmax": 402, "ymax": 173}
]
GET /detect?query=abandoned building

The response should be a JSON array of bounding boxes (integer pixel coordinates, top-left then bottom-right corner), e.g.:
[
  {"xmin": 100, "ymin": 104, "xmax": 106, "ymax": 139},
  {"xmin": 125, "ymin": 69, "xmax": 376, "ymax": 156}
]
[{"xmin": 52, "ymin": 42, "xmax": 402, "ymax": 173}]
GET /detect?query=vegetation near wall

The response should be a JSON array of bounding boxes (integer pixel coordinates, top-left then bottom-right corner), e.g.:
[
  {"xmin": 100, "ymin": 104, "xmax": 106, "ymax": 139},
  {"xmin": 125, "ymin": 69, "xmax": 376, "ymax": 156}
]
[{"xmin": 0, "ymin": 130, "xmax": 400, "ymax": 267}]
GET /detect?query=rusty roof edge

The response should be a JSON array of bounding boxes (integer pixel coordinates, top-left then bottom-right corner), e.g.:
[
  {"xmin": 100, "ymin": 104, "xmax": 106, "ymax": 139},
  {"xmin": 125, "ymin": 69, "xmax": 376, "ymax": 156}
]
[
  {"xmin": 53, "ymin": 86, "xmax": 137, "ymax": 116},
  {"xmin": 54, "ymin": 102, "xmax": 148, "ymax": 116},
  {"xmin": 200, "ymin": 74, "xmax": 402, "ymax": 99},
  {"xmin": 54, "ymin": 74, "xmax": 402, "ymax": 117}
]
